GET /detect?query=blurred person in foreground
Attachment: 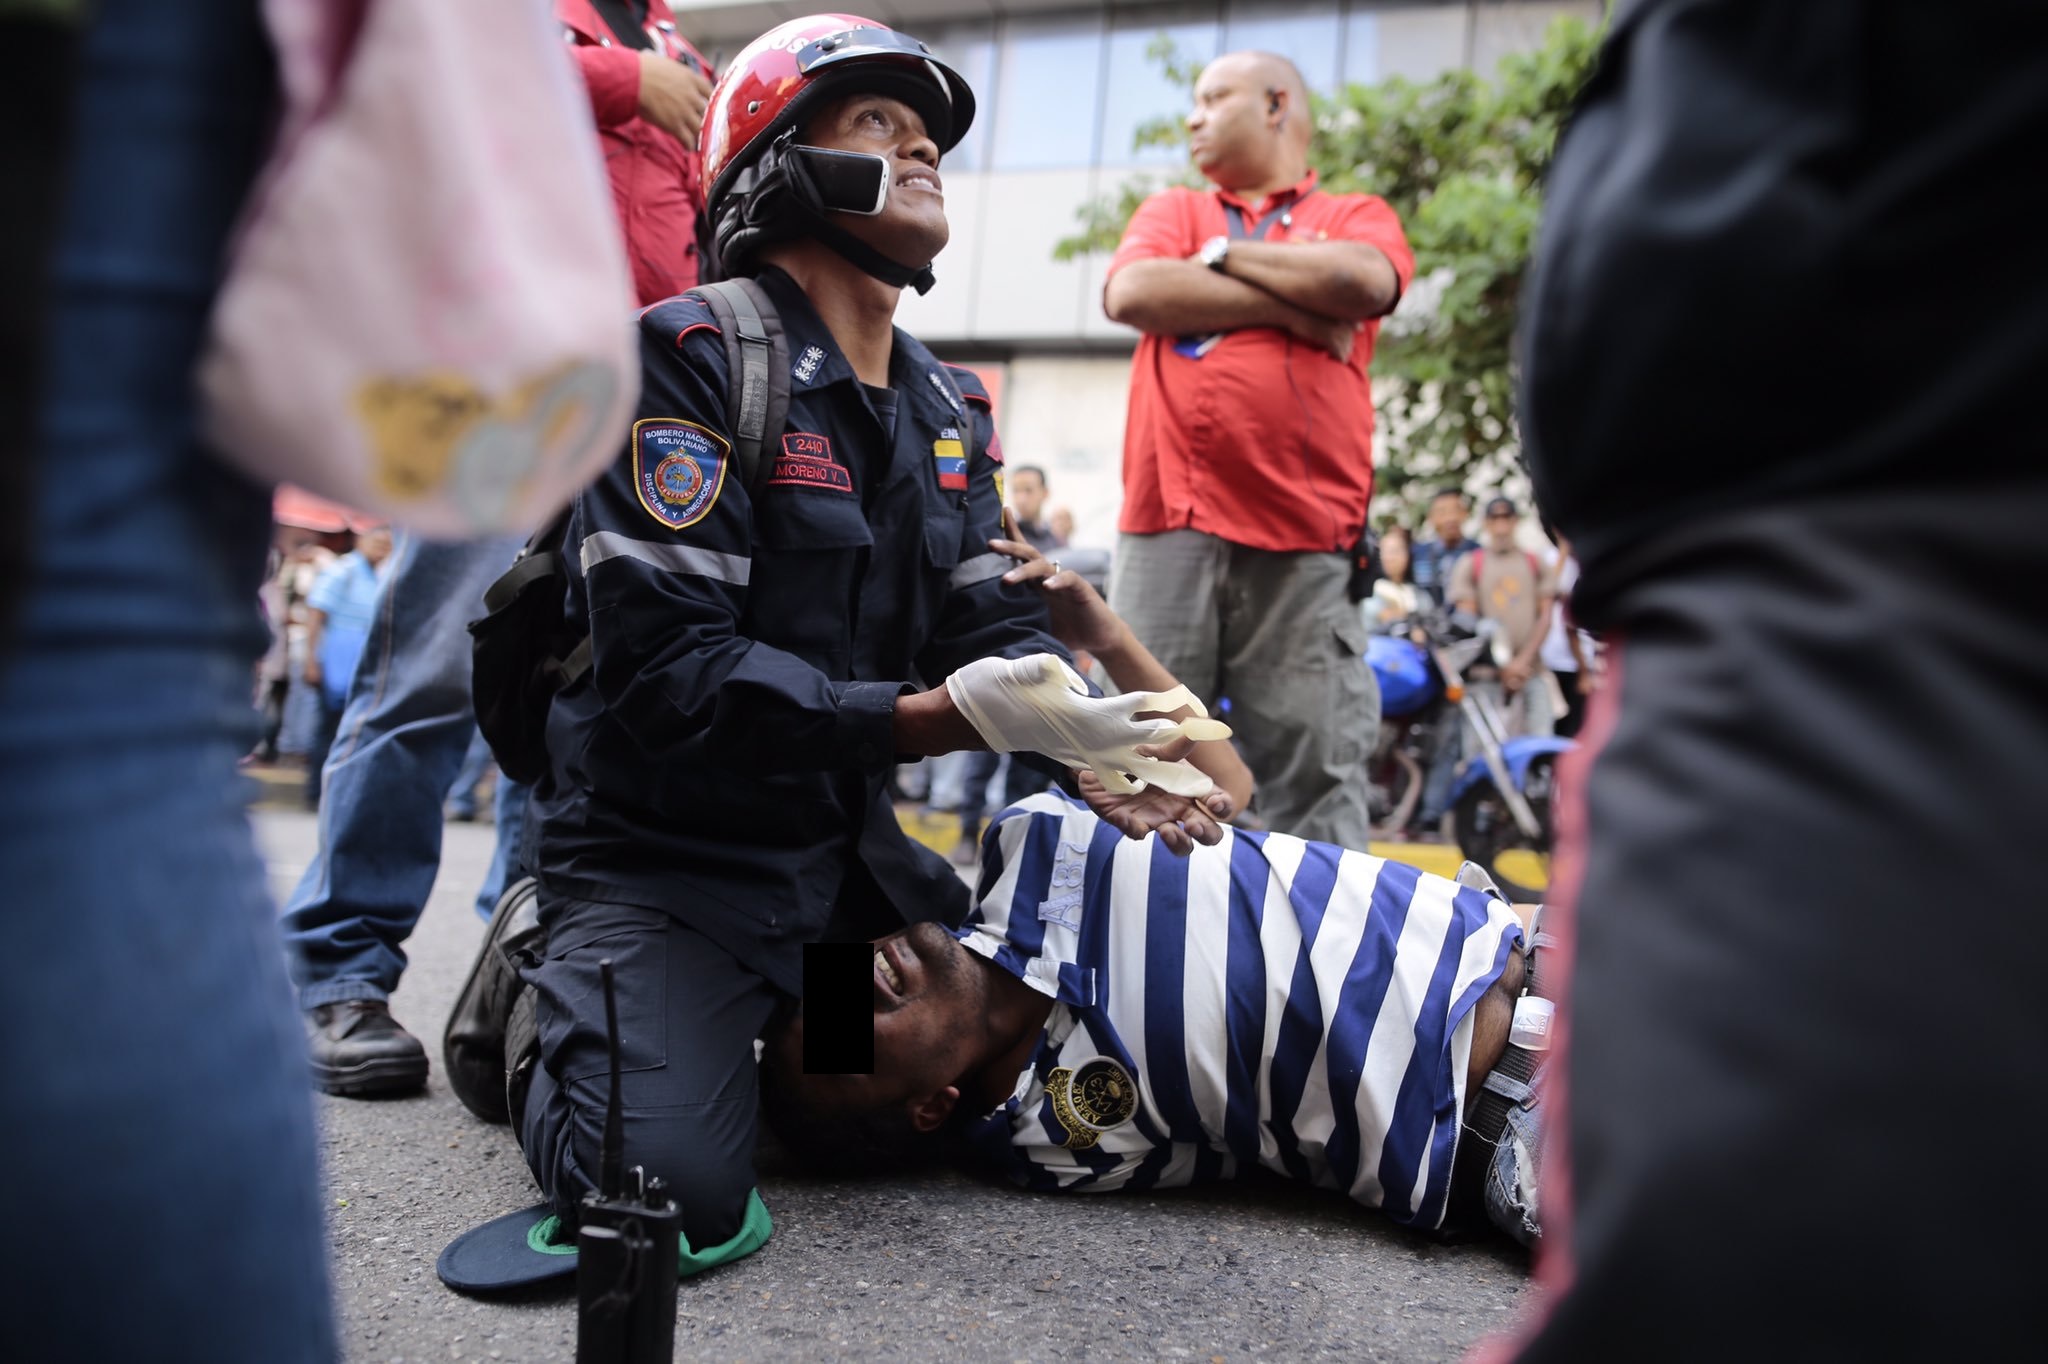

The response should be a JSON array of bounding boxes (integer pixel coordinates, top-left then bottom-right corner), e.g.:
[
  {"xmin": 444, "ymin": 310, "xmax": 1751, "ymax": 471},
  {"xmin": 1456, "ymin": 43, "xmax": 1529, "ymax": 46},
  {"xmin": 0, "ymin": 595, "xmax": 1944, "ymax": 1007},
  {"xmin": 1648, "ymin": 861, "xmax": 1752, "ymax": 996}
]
[
  {"xmin": 762, "ymin": 546, "xmax": 1551, "ymax": 1249},
  {"xmin": 1104, "ymin": 51, "xmax": 1413, "ymax": 849},
  {"xmin": 282, "ymin": 0, "xmax": 718, "ymax": 1098},
  {"xmin": 1488, "ymin": 2, "xmax": 2048, "ymax": 1357},
  {"xmin": 0, "ymin": 0, "xmax": 334, "ymax": 1355}
]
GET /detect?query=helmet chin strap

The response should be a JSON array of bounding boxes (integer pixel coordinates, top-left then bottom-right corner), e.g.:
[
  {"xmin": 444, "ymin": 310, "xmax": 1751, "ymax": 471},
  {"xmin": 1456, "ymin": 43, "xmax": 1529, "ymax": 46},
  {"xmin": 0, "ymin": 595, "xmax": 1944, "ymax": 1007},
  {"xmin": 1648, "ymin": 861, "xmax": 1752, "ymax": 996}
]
[{"xmin": 807, "ymin": 218, "xmax": 937, "ymax": 295}]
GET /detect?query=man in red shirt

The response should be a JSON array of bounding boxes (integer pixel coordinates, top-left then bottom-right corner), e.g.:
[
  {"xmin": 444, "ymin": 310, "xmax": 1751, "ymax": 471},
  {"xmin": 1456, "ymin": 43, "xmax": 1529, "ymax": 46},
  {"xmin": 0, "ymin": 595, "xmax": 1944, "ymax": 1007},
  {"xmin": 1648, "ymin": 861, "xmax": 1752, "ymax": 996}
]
[
  {"xmin": 1104, "ymin": 51, "xmax": 1413, "ymax": 846},
  {"xmin": 558, "ymin": 0, "xmax": 715, "ymax": 303}
]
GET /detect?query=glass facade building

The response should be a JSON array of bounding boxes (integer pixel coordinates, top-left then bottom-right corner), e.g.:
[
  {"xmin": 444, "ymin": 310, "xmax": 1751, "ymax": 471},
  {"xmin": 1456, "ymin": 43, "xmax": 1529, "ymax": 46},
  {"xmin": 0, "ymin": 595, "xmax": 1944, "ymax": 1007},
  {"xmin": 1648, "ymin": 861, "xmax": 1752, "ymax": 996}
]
[{"xmin": 664, "ymin": 1, "xmax": 1599, "ymax": 540}]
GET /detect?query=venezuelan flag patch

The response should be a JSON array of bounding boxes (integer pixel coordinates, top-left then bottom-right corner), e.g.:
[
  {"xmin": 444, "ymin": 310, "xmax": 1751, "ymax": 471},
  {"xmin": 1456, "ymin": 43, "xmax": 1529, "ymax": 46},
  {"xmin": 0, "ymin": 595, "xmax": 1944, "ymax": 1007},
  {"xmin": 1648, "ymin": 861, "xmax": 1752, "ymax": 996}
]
[{"xmin": 932, "ymin": 431, "xmax": 967, "ymax": 491}]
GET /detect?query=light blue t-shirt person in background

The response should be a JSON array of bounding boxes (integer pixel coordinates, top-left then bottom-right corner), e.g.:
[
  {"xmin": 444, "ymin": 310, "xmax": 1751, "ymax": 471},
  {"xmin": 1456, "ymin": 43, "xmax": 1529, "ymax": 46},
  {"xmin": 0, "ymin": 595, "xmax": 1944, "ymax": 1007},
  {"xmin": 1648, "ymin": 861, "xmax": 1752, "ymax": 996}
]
[
  {"xmin": 304, "ymin": 527, "xmax": 392, "ymax": 708},
  {"xmin": 300, "ymin": 527, "xmax": 392, "ymax": 810}
]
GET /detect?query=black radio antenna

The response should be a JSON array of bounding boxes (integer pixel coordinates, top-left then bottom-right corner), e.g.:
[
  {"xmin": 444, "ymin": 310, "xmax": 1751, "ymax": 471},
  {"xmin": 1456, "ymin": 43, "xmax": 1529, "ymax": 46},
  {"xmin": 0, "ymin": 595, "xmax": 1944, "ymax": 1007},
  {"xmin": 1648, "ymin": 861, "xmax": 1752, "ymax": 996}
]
[{"xmin": 599, "ymin": 958, "xmax": 625, "ymax": 1201}]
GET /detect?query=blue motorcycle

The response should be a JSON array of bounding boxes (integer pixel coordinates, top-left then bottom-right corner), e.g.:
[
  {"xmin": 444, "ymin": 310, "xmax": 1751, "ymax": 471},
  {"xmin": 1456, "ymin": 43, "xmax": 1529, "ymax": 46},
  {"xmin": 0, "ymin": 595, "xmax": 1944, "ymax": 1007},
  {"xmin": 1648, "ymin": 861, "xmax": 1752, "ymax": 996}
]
[{"xmin": 1367, "ymin": 610, "xmax": 1574, "ymax": 901}]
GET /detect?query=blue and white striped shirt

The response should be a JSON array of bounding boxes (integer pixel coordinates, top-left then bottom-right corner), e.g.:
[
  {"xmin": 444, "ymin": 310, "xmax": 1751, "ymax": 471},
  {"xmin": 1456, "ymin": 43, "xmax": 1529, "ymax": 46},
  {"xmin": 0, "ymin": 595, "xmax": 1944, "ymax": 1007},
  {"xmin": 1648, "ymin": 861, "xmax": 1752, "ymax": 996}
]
[{"xmin": 956, "ymin": 791, "xmax": 1525, "ymax": 1230}]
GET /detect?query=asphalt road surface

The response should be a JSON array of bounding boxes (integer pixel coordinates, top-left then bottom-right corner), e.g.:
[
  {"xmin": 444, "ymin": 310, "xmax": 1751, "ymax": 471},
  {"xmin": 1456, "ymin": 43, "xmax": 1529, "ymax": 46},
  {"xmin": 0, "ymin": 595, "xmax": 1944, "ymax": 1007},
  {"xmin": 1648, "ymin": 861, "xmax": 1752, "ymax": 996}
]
[{"xmin": 256, "ymin": 808, "xmax": 1532, "ymax": 1363}]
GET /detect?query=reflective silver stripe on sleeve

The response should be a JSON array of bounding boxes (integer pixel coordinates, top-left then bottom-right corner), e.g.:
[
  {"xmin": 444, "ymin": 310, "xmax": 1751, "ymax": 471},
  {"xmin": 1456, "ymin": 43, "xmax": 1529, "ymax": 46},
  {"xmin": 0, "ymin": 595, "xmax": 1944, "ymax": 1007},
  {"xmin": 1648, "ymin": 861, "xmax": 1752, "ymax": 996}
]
[
  {"xmin": 947, "ymin": 552, "xmax": 1012, "ymax": 591},
  {"xmin": 579, "ymin": 531, "xmax": 751, "ymax": 586}
]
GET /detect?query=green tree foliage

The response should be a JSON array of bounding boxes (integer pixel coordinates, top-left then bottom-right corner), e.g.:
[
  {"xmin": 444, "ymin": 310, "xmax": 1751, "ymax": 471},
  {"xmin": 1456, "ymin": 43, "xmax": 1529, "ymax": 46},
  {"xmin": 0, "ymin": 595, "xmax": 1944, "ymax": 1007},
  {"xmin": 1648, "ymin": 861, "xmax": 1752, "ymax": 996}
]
[{"xmin": 1054, "ymin": 17, "xmax": 1606, "ymax": 519}]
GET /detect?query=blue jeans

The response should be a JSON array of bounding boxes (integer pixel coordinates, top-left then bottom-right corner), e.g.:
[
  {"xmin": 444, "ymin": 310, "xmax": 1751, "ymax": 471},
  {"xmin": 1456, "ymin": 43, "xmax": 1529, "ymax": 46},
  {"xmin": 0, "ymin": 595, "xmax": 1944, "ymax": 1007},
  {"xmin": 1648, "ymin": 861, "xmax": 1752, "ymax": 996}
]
[
  {"xmin": 281, "ymin": 532, "xmax": 527, "ymax": 1009},
  {"xmin": 304, "ymin": 691, "xmax": 345, "ymax": 809},
  {"xmin": 1417, "ymin": 707, "xmax": 1464, "ymax": 827},
  {"xmin": 446, "ymin": 726, "xmax": 495, "ymax": 817},
  {"xmin": 0, "ymin": 2, "xmax": 334, "ymax": 1358}
]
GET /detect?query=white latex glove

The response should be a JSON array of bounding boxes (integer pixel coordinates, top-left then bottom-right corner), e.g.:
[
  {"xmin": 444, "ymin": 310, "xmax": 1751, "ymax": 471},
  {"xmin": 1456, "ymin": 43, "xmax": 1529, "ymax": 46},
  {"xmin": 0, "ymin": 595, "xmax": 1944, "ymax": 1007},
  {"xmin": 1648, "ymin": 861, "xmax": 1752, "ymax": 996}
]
[{"xmin": 944, "ymin": 653, "xmax": 1231, "ymax": 797}]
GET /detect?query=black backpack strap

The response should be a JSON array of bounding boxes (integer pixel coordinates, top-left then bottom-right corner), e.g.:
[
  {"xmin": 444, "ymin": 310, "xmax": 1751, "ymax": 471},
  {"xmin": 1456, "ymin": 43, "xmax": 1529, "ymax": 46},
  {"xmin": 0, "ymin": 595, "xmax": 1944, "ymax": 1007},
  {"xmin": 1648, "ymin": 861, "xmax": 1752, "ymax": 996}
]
[
  {"xmin": 557, "ymin": 634, "xmax": 593, "ymax": 688},
  {"xmin": 686, "ymin": 278, "xmax": 789, "ymax": 492},
  {"xmin": 482, "ymin": 503, "xmax": 575, "ymax": 616}
]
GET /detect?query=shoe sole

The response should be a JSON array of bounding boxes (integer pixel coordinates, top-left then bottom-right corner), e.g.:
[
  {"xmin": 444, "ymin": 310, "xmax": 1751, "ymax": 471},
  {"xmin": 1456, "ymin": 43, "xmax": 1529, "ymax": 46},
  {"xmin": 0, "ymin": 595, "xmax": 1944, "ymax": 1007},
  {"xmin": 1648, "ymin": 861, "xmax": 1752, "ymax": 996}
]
[{"xmin": 312, "ymin": 1052, "xmax": 430, "ymax": 1098}]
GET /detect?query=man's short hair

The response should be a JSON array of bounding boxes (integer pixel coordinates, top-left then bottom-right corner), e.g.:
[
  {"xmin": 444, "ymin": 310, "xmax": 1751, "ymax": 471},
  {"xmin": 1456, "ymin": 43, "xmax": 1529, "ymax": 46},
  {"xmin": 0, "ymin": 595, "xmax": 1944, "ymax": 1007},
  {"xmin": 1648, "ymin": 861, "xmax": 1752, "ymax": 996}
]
[
  {"xmin": 1011, "ymin": 464, "xmax": 1048, "ymax": 486},
  {"xmin": 1430, "ymin": 487, "xmax": 1469, "ymax": 506}
]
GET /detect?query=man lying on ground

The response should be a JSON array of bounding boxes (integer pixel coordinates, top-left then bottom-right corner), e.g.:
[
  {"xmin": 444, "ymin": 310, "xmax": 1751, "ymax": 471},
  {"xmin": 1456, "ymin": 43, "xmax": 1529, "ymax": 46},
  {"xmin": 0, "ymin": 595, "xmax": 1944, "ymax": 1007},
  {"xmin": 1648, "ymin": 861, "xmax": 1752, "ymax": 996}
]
[{"xmin": 760, "ymin": 550, "xmax": 1551, "ymax": 1245}]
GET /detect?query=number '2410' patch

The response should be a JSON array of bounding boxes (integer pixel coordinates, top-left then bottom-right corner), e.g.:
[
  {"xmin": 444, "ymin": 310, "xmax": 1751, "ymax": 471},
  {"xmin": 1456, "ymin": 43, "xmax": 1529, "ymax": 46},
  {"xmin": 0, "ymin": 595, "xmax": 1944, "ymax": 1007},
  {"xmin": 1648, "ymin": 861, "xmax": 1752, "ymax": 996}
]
[{"xmin": 634, "ymin": 419, "xmax": 729, "ymax": 529}]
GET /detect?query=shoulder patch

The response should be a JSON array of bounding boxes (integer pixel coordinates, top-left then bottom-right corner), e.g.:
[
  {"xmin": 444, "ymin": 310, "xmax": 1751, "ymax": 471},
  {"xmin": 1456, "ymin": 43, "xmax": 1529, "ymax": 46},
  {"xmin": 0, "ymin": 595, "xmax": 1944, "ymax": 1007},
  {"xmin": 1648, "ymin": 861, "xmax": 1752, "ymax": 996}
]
[
  {"xmin": 633, "ymin": 418, "xmax": 730, "ymax": 529},
  {"xmin": 792, "ymin": 345, "xmax": 827, "ymax": 384}
]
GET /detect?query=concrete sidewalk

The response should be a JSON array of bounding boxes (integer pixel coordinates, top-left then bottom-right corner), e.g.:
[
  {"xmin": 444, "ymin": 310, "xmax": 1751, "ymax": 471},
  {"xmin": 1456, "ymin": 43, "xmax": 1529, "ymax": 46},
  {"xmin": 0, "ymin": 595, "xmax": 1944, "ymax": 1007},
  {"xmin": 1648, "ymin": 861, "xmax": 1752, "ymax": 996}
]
[{"xmin": 256, "ymin": 809, "xmax": 1531, "ymax": 1364}]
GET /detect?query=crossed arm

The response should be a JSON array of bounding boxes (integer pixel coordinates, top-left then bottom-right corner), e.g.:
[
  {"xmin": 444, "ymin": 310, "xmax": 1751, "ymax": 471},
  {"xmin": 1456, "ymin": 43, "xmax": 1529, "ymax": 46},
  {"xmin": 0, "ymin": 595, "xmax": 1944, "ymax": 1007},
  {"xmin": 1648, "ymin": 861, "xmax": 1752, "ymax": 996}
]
[{"xmin": 1104, "ymin": 240, "xmax": 1401, "ymax": 357}]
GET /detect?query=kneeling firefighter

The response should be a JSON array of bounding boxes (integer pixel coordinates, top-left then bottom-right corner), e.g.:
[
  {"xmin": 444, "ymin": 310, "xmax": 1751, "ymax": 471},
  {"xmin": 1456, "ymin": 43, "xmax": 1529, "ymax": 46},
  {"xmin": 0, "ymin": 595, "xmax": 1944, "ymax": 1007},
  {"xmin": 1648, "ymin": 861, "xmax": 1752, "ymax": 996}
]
[{"xmin": 436, "ymin": 12, "xmax": 1232, "ymax": 1293}]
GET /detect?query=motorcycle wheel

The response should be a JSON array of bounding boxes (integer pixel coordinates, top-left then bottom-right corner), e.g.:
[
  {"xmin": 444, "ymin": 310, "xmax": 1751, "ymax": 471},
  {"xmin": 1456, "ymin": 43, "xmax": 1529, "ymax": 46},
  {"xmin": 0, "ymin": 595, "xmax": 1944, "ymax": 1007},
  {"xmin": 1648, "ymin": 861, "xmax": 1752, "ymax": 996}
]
[{"xmin": 1451, "ymin": 752, "xmax": 1559, "ymax": 902}]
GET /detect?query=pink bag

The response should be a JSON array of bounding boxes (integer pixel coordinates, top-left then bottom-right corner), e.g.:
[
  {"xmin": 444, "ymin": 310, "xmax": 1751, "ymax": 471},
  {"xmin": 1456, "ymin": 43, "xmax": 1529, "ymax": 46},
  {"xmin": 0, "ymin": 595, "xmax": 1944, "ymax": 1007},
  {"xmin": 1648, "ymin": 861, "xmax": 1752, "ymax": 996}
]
[{"xmin": 199, "ymin": 0, "xmax": 640, "ymax": 537}]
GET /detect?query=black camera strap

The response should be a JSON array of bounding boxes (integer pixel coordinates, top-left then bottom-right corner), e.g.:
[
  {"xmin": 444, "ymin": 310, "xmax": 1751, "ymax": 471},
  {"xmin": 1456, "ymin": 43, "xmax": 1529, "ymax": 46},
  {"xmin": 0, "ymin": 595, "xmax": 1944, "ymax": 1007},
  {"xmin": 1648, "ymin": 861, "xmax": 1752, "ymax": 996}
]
[{"xmin": 1223, "ymin": 189, "xmax": 1317, "ymax": 242}]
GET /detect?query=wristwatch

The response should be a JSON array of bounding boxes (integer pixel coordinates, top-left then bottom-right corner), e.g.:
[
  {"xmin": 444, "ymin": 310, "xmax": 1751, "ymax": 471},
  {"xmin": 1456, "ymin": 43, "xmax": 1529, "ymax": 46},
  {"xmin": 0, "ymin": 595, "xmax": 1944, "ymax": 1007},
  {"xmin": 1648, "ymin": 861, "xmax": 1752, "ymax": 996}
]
[{"xmin": 1198, "ymin": 235, "xmax": 1230, "ymax": 272}]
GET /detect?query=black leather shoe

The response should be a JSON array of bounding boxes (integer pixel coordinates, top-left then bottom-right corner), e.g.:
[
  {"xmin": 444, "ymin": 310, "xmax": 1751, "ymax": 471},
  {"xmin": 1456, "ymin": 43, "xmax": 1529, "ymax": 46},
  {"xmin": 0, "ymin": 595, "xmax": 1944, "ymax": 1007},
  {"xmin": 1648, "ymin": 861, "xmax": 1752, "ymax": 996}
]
[
  {"xmin": 306, "ymin": 1000, "xmax": 429, "ymax": 1097},
  {"xmin": 444, "ymin": 876, "xmax": 545, "ymax": 1124}
]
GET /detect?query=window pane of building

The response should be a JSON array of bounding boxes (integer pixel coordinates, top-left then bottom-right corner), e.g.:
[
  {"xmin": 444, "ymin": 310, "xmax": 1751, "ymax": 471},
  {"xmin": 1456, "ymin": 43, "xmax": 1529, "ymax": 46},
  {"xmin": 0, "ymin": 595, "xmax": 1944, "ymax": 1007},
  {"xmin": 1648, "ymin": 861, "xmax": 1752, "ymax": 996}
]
[
  {"xmin": 923, "ymin": 22, "xmax": 997, "ymax": 173},
  {"xmin": 1471, "ymin": 1, "xmax": 1602, "ymax": 74},
  {"xmin": 1343, "ymin": 3, "xmax": 1470, "ymax": 86},
  {"xmin": 1100, "ymin": 2, "xmax": 1222, "ymax": 168},
  {"xmin": 989, "ymin": 13, "xmax": 1107, "ymax": 171},
  {"xmin": 1221, "ymin": 1, "xmax": 1342, "ymax": 97}
]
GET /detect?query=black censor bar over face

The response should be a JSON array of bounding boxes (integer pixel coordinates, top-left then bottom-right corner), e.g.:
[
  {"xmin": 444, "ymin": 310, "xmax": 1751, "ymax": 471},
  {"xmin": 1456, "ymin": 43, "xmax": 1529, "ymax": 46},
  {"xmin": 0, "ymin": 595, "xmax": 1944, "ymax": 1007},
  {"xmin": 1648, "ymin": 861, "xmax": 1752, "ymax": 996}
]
[{"xmin": 801, "ymin": 941, "xmax": 875, "ymax": 1075}]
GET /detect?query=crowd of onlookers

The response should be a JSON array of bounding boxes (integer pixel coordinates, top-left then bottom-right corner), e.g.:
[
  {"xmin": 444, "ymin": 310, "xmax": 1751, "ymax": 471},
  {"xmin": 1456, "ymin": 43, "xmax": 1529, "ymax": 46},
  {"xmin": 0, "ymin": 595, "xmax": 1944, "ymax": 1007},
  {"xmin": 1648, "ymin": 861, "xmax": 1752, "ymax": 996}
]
[
  {"xmin": 250, "ymin": 526, "xmax": 391, "ymax": 807},
  {"xmin": 250, "ymin": 522, "xmax": 500, "ymax": 820},
  {"xmin": 904, "ymin": 479, "xmax": 1602, "ymax": 854},
  {"xmin": 1366, "ymin": 486, "xmax": 1598, "ymax": 741}
]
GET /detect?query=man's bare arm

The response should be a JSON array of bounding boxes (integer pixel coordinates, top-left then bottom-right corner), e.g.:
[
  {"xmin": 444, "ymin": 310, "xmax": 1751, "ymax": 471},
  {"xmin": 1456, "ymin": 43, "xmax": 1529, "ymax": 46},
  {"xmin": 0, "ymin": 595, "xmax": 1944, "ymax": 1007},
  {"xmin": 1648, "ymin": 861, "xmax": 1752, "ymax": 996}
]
[
  {"xmin": 1219, "ymin": 240, "xmax": 1401, "ymax": 322},
  {"xmin": 1105, "ymin": 258, "xmax": 1353, "ymax": 357}
]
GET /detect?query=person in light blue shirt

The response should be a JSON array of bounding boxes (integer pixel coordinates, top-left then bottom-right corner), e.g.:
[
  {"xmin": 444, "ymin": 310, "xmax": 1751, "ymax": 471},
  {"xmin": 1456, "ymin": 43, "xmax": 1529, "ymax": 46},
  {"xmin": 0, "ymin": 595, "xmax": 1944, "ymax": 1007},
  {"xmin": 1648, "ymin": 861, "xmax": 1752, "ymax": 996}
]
[{"xmin": 300, "ymin": 526, "xmax": 390, "ymax": 807}]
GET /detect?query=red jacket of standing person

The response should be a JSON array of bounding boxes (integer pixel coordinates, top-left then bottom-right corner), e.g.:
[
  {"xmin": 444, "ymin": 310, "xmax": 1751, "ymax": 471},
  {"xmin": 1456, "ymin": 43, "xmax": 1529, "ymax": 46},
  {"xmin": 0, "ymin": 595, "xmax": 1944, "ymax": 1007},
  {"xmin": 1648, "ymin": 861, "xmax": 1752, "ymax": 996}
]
[{"xmin": 557, "ymin": 0, "xmax": 712, "ymax": 305}]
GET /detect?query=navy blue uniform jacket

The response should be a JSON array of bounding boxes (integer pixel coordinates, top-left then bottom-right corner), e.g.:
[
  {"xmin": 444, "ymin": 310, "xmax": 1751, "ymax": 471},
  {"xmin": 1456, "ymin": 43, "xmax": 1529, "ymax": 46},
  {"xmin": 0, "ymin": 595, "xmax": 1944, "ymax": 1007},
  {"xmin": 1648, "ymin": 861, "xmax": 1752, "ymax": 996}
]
[{"xmin": 530, "ymin": 267, "xmax": 1071, "ymax": 995}]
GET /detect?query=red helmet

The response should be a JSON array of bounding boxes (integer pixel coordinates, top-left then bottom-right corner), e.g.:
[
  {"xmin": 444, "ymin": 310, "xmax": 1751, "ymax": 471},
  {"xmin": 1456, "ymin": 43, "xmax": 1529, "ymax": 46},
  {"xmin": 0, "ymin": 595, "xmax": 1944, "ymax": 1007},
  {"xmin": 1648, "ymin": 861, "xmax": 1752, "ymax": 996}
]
[{"xmin": 699, "ymin": 14, "xmax": 976, "ymax": 284}]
